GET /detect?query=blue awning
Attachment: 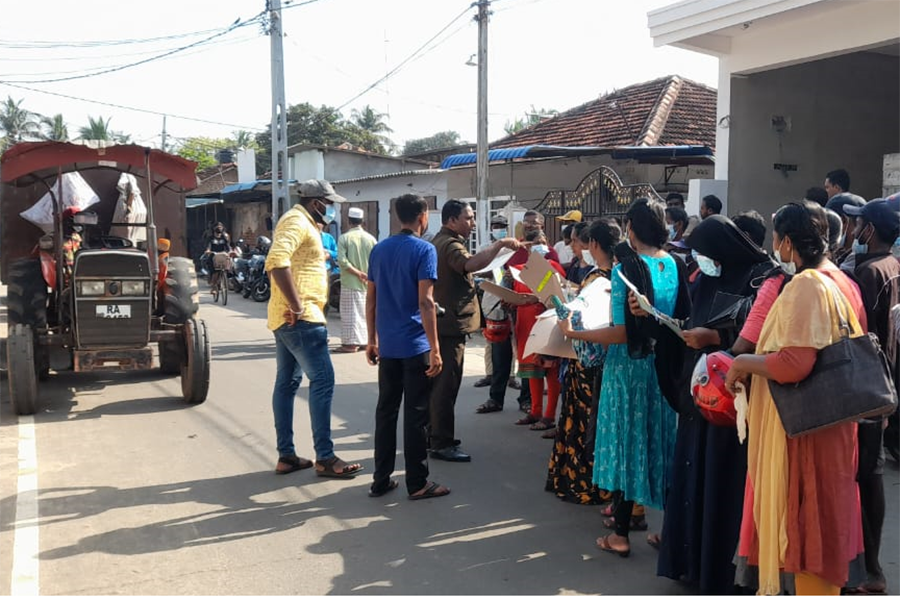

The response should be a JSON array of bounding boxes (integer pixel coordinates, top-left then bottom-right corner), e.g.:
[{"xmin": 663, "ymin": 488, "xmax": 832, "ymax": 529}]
[
  {"xmin": 439, "ymin": 145, "xmax": 714, "ymax": 169},
  {"xmin": 186, "ymin": 197, "xmax": 223, "ymax": 209},
  {"xmin": 220, "ymin": 179, "xmax": 297, "ymax": 203}
]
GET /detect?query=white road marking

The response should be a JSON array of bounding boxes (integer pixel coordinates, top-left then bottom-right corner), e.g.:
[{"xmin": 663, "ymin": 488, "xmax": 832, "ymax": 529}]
[{"xmin": 11, "ymin": 415, "xmax": 39, "ymax": 596}]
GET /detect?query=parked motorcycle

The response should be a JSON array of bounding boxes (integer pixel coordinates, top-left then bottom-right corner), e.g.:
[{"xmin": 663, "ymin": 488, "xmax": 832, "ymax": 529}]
[{"xmin": 246, "ymin": 236, "xmax": 272, "ymax": 302}]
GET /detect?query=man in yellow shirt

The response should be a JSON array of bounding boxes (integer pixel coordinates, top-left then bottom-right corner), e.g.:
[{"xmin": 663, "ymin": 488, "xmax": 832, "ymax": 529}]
[{"xmin": 265, "ymin": 179, "xmax": 363, "ymax": 478}]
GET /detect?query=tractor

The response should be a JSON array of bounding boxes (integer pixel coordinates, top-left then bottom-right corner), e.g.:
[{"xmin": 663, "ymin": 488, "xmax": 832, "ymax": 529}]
[{"xmin": 1, "ymin": 141, "xmax": 209, "ymax": 415}]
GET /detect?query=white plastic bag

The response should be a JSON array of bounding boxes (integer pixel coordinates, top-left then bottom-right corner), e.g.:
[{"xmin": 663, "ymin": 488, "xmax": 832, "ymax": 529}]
[
  {"xmin": 109, "ymin": 173, "xmax": 147, "ymax": 243},
  {"xmin": 19, "ymin": 172, "xmax": 101, "ymax": 233}
]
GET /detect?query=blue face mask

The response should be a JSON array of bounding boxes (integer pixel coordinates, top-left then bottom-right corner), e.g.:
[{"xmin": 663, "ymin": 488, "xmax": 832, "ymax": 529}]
[
  {"xmin": 692, "ymin": 249, "xmax": 721, "ymax": 277},
  {"xmin": 891, "ymin": 237, "xmax": 900, "ymax": 260},
  {"xmin": 667, "ymin": 224, "xmax": 677, "ymax": 241},
  {"xmin": 323, "ymin": 204, "xmax": 336, "ymax": 225},
  {"xmin": 491, "ymin": 228, "xmax": 507, "ymax": 241},
  {"xmin": 531, "ymin": 244, "xmax": 549, "ymax": 256},
  {"xmin": 853, "ymin": 226, "xmax": 872, "ymax": 255}
]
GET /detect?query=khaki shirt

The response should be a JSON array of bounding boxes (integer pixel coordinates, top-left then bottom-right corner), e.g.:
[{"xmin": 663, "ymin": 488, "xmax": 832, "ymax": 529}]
[
  {"xmin": 265, "ymin": 204, "xmax": 327, "ymax": 330},
  {"xmin": 432, "ymin": 227, "xmax": 480, "ymax": 336}
]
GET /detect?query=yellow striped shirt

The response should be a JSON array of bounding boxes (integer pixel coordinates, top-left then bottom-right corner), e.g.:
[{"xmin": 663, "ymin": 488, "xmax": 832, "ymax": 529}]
[{"xmin": 265, "ymin": 204, "xmax": 327, "ymax": 330}]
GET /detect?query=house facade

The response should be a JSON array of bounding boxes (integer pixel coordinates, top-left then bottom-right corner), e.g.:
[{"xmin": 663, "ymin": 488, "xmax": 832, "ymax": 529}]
[{"xmin": 649, "ymin": 0, "xmax": 900, "ymax": 222}]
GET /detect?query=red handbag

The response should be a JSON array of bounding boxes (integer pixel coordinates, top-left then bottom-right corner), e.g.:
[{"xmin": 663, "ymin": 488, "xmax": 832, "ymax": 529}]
[
  {"xmin": 483, "ymin": 319, "xmax": 511, "ymax": 343},
  {"xmin": 692, "ymin": 351, "xmax": 738, "ymax": 427}
]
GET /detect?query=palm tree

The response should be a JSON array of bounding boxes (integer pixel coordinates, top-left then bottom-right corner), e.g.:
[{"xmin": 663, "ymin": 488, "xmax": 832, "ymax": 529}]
[
  {"xmin": 231, "ymin": 129, "xmax": 258, "ymax": 150},
  {"xmin": 40, "ymin": 114, "xmax": 69, "ymax": 142},
  {"xmin": 0, "ymin": 96, "xmax": 41, "ymax": 150},
  {"xmin": 350, "ymin": 105, "xmax": 394, "ymax": 153},
  {"xmin": 78, "ymin": 115, "xmax": 113, "ymax": 141}
]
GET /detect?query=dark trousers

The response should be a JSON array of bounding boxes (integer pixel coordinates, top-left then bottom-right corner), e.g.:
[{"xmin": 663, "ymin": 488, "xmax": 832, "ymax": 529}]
[
  {"xmin": 374, "ymin": 352, "xmax": 432, "ymax": 495},
  {"xmin": 858, "ymin": 419, "xmax": 886, "ymax": 583},
  {"xmin": 429, "ymin": 334, "xmax": 466, "ymax": 450},
  {"xmin": 489, "ymin": 336, "xmax": 513, "ymax": 406}
]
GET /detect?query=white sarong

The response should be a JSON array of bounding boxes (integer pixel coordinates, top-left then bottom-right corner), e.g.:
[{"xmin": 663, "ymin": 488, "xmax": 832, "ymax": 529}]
[{"xmin": 340, "ymin": 287, "xmax": 368, "ymax": 346}]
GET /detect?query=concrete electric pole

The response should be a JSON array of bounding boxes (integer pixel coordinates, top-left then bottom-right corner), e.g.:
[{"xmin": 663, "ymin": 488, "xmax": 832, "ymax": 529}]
[
  {"xmin": 269, "ymin": 0, "xmax": 289, "ymax": 222},
  {"xmin": 475, "ymin": 0, "xmax": 490, "ymax": 247}
]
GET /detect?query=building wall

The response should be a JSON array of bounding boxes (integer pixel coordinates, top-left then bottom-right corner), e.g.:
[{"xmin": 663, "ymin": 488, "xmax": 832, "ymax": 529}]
[
  {"xmin": 230, "ymin": 202, "xmax": 273, "ymax": 248},
  {"xmin": 290, "ymin": 148, "xmax": 431, "ymax": 184},
  {"xmin": 727, "ymin": 52, "xmax": 900, "ymax": 219}
]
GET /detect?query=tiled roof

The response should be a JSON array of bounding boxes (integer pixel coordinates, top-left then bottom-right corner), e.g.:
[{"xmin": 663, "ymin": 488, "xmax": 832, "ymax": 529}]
[
  {"xmin": 492, "ymin": 75, "xmax": 717, "ymax": 151},
  {"xmin": 190, "ymin": 163, "xmax": 239, "ymax": 196}
]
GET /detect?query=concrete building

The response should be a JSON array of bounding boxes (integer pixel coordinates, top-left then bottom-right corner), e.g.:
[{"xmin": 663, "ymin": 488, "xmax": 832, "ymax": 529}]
[{"xmin": 649, "ymin": 0, "xmax": 900, "ymax": 222}]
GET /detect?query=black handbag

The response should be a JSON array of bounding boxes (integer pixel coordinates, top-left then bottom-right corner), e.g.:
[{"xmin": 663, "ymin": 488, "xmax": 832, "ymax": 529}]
[{"xmin": 769, "ymin": 272, "xmax": 898, "ymax": 437}]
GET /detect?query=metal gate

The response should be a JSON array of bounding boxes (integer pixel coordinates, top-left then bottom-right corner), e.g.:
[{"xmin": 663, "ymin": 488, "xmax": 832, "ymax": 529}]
[{"xmin": 536, "ymin": 165, "xmax": 663, "ymax": 241}]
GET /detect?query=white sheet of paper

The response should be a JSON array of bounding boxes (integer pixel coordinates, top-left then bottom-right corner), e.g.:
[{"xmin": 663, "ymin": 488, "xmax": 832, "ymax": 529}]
[
  {"xmin": 509, "ymin": 265, "xmax": 524, "ymax": 284},
  {"xmin": 616, "ymin": 270, "xmax": 684, "ymax": 340},
  {"xmin": 524, "ymin": 308, "xmax": 577, "ymax": 359},
  {"xmin": 519, "ymin": 251, "xmax": 565, "ymax": 304},
  {"xmin": 473, "ymin": 248, "xmax": 516, "ymax": 274},
  {"xmin": 566, "ymin": 276, "xmax": 612, "ymax": 330}
]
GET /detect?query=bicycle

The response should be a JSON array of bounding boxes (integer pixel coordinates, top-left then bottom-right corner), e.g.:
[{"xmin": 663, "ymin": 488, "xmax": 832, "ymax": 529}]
[{"xmin": 209, "ymin": 251, "xmax": 231, "ymax": 306}]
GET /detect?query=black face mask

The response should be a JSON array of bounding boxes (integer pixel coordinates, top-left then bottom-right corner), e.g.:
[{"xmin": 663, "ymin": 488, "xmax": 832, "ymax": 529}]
[{"xmin": 215, "ymin": 228, "xmax": 223, "ymax": 235}]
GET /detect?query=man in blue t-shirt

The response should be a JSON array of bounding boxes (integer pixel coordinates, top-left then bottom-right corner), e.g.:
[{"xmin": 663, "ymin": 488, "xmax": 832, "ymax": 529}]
[{"xmin": 365, "ymin": 194, "xmax": 450, "ymax": 501}]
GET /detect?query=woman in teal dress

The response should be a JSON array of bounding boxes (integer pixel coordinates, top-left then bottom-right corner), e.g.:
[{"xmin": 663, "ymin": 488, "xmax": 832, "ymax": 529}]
[{"xmin": 560, "ymin": 198, "xmax": 685, "ymax": 558}]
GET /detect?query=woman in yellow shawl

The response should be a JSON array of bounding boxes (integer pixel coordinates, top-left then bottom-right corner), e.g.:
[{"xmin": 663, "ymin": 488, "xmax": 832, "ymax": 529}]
[{"xmin": 725, "ymin": 202, "xmax": 865, "ymax": 596}]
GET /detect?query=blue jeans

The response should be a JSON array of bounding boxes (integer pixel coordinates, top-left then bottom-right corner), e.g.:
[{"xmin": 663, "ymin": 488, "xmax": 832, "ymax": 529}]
[{"xmin": 272, "ymin": 321, "xmax": 335, "ymax": 461}]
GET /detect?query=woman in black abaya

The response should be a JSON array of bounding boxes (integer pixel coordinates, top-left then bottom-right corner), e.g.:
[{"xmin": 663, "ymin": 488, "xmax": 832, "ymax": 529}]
[{"xmin": 656, "ymin": 215, "xmax": 774, "ymax": 594}]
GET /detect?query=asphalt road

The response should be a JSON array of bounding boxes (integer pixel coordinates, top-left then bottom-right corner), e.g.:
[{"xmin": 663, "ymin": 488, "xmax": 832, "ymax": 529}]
[{"xmin": 1, "ymin": 290, "xmax": 897, "ymax": 595}]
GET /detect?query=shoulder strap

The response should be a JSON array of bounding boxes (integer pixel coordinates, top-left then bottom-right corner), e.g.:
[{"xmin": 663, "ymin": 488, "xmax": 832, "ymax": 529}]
[{"xmin": 808, "ymin": 270, "xmax": 858, "ymax": 338}]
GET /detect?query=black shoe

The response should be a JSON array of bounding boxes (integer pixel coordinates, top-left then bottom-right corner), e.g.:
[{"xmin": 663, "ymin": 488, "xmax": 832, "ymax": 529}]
[
  {"xmin": 430, "ymin": 447, "xmax": 471, "ymax": 462},
  {"xmin": 473, "ymin": 376, "xmax": 491, "ymax": 388}
]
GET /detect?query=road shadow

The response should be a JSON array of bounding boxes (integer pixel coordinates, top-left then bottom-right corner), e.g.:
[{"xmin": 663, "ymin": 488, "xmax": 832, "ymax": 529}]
[{"xmin": 212, "ymin": 342, "xmax": 276, "ymax": 361}]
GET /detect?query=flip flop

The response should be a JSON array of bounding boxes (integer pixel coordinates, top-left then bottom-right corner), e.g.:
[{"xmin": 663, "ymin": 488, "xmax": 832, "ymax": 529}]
[
  {"xmin": 596, "ymin": 534, "xmax": 630, "ymax": 558},
  {"xmin": 408, "ymin": 481, "xmax": 450, "ymax": 501},
  {"xmin": 315, "ymin": 456, "xmax": 364, "ymax": 478},
  {"xmin": 530, "ymin": 418, "xmax": 555, "ymax": 431},
  {"xmin": 368, "ymin": 479, "xmax": 399, "ymax": 498},
  {"xmin": 515, "ymin": 414, "xmax": 540, "ymax": 426},
  {"xmin": 275, "ymin": 455, "xmax": 314, "ymax": 475},
  {"xmin": 476, "ymin": 401, "xmax": 503, "ymax": 414},
  {"xmin": 647, "ymin": 533, "xmax": 661, "ymax": 550}
]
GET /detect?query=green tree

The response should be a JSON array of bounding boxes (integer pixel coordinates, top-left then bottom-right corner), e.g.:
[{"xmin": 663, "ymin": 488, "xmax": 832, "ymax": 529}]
[
  {"xmin": 78, "ymin": 116, "xmax": 130, "ymax": 143},
  {"xmin": 0, "ymin": 96, "xmax": 41, "ymax": 150},
  {"xmin": 349, "ymin": 105, "xmax": 394, "ymax": 154},
  {"xmin": 174, "ymin": 136, "xmax": 234, "ymax": 171},
  {"xmin": 232, "ymin": 129, "xmax": 259, "ymax": 150},
  {"xmin": 40, "ymin": 114, "xmax": 69, "ymax": 142},
  {"xmin": 503, "ymin": 106, "xmax": 559, "ymax": 136},
  {"xmin": 402, "ymin": 130, "xmax": 464, "ymax": 156}
]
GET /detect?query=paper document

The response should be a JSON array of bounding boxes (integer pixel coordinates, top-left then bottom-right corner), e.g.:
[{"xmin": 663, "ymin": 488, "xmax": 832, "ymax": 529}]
[
  {"xmin": 519, "ymin": 251, "xmax": 565, "ymax": 304},
  {"xmin": 473, "ymin": 248, "xmax": 516, "ymax": 274},
  {"xmin": 478, "ymin": 280, "xmax": 533, "ymax": 306},
  {"xmin": 565, "ymin": 276, "xmax": 612, "ymax": 330},
  {"xmin": 524, "ymin": 308, "xmax": 577, "ymax": 359},
  {"xmin": 616, "ymin": 270, "xmax": 684, "ymax": 340},
  {"xmin": 509, "ymin": 265, "xmax": 524, "ymax": 284}
]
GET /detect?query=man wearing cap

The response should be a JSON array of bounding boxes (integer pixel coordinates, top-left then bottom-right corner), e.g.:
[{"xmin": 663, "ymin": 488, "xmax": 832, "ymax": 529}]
[
  {"xmin": 265, "ymin": 179, "xmax": 364, "ymax": 479},
  {"xmin": 555, "ymin": 210, "xmax": 582, "ymax": 267},
  {"xmin": 825, "ymin": 192, "xmax": 866, "ymax": 270},
  {"xmin": 429, "ymin": 200, "xmax": 522, "ymax": 462},
  {"xmin": 336, "ymin": 206, "xmax": 377, "ymax": 353},
  {"xmin": 843, "ymin": 198, "xmax": 900, "ymax": 595}
]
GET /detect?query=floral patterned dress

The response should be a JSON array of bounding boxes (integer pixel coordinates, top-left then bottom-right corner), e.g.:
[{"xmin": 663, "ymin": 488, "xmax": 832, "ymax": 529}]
[{"xmin": 592, "ymin": 256, "xmax": 679, "ymax": 510}]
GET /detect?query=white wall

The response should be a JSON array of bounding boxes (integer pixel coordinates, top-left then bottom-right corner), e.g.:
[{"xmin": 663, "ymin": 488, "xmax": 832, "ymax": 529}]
[
  {"xmin": 727, "ymin": 52, "xmax": 900, "ymax": 220},
  {"xmin": 291, "ymin": 150, "xmax": 325, "ymax": 182}
]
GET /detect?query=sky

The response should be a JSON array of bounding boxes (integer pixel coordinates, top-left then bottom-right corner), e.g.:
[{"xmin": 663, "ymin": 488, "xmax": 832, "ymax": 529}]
[{"xmin": 0, "ymin": 0, "xmax": 718, "ymax": 153}]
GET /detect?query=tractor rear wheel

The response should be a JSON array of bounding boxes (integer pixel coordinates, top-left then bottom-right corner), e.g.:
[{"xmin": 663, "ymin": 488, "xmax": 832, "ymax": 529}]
[
  {"xmin": 163, "ymin": 257, "xmax": 200, "ymax": 324},
  {"xmin": 7, "ymin": 324, "xmax": 38, "ymax": 415},
  {"xmin": 181, "ymin": 318, "xmax": 210, "ymax": 404},
  {"xmin": 7, "ymin": 258, "xmax": 48, "ymax": 328}
]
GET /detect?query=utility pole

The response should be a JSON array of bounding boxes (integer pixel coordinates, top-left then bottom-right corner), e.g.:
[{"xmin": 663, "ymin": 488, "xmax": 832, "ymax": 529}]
[
  {"xmin": 475, "ymin": 0, "xmax": 490, "ymax": 248},
  {"xmin": 269, "ymin": 0, "xmax": 289, "ymax": 222},
  {"xmin": 160, "ymin": 115, "xmax": 167, "ymax": 152}
]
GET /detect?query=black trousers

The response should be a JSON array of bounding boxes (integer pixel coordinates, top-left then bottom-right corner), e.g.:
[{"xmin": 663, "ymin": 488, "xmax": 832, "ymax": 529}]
[
  {"xmin": 429, "ymin": 335, "xmax": 466, "ymax": 450},
  {"xmin": 858, "ymin": 419, "xmax": 886, "ymax": 583},
  {"xmin": 374, "ymin": 352, "xmax": 432, "ymax": 495},
  {"xmin": 489, "ymin": 336, "xmax": 513, "ymax": 406}
]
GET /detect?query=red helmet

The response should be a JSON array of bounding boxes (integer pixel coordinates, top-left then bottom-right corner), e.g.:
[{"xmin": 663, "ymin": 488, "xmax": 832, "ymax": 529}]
[
  {"xmin": 62, "ymin": 206, "xmax": 81, "ymax": 220},
  {"xmin": 691, "ymin": 351, "xmax": 737, "ymax": 427}
]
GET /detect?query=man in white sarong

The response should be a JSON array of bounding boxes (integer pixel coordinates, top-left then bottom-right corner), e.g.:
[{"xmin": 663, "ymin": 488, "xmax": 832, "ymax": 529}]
[{"xmin": 336, "ymin": 206, "xmax": 377, "ymax": 353}]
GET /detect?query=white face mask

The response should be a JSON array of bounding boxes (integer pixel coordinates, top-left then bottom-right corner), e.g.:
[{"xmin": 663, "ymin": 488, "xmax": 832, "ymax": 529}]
[
  {"xmin": 491, "ymin": 228, "xmax": 508, "ymax": 241},
  {"xmin": 581, "ymin": 249, "xmax": 597, "ymax": 266},
  {"xmin": 774, "ymin": 239, "xmax": 797, "ymax": 276},
  {"xmin": 691, "ymin": 249, "xmax": 721, "ymax": 277},
  {"xmin": 667, "ymin": 224, "xmax": 677, "ymax": 241},
  {"xmin": 531, "ymin": 244, "xmax": 549, "ymax": 256}
]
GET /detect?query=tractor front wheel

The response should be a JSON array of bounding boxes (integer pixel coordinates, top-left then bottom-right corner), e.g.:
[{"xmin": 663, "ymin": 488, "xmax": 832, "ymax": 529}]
[{"xmin": 7, "ymin": 324, "xmax": 38, "ymax": 415}]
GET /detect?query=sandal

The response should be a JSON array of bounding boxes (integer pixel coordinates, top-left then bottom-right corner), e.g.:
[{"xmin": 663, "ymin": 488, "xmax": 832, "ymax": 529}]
[
  {"xmin": 596, "ymin": 534, "xmax": 630, "ymax": 558},
  {"xmin": 368, "ymin": 479, "xmax": 399, "ymax": 498},
  {"xmin": 275, "ymin": 455, "xmax": 314, "ymax": 474},
  {"xmin": 515, "ymin": 414, "xmax": 540, "ymax": 426},
  {"xmin": 475, "ymin": 401, "xmax": 503, "ymax": 414},
  {"xmin": 541, "ymin": 427, "xmax": 557, "ymax": 439},
  {"xmin": 315, "ymin": 456, "xmax": 364, "ymax": 478},
  {"xmin": 408, "ymin": 481, "xmax": 451, "ymax": 501},
  {"xmin": 530, "ymin": 418, "xmax": 555, "ymax": 431},
  {"xmin": 647, "ymin": 533, "xmax": 661, "ymax": 550},
  {"xmin": 602, "ymin": 515, "xmax": 649, "ymax": 532}
]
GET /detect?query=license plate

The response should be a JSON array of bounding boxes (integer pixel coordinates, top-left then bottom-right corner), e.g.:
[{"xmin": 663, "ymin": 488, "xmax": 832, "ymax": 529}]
[{"xmin": 96, "ymin": 304, "xmax": 131, "ymax": 319}]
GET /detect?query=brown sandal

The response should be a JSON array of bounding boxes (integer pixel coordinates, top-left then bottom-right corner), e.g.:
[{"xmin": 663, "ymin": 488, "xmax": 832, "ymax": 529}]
[
  {"xmin": 515, "ymin": 414, "xmax": 539, "ymax": 426},
  {"xmin": 275, "ymin": 455, "xmax": 313, "ymax": 474},
  {"xmin": 315, "ymin": 456, "xmax": 364, "ymax": 478},
  {"xmin": 530, "ymin": 418, "xmax": 555, "ymax": 431}
]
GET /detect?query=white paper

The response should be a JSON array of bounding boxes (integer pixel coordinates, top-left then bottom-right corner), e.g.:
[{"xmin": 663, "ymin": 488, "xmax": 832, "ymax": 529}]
[
  {"xmin": 519, "ymin": 250, "xmax": 565, "ymax": 304},
  {"xmin": 616, "ymin": 270, "xmax": 684, "ymax": 340},
  {"xmin": 524, "ymin": 308, "xmax": 577, "ymax": 359},
  {"xmin": 734, "ymin": 382, "xmax": 749, "ymax": 444},
  {"xmin": 509, "ymin": 265, "xmax": 524, "ymax": 284},
  {"xmin": 565, "ymin": 276, "xmax": 612, "ymax": 330},
  {"xmin": 473, "ymin": 248, "xmax": 515, "ymax": 274}
]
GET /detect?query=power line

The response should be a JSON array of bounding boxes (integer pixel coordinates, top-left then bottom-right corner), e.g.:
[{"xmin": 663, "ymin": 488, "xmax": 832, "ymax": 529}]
[
  {"xmin": 0, "ymin": 81, "xmax": 266, "ymax": 131},
  {"xmin": 0, "ymin": 13, "xmax": 265, "ymax": 85},
  {"xmin": 336, "ymin": 4, "xmax": 474, "ymax": 111},
  {"xmin": 0, "ymin": 26, "xmax": 230, "ymax": 49}
]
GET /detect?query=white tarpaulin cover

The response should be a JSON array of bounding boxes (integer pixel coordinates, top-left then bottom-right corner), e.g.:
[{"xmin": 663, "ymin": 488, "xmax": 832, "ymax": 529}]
[
  {"xmin": 110, "ymin": 173, "xmax": 147, "ymax": 243},
  {"xmin": 19, "ymin": 172, "xmax": 101, "ymax": 233}
]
